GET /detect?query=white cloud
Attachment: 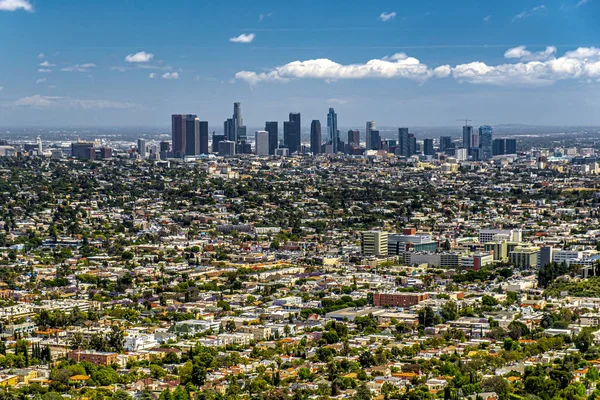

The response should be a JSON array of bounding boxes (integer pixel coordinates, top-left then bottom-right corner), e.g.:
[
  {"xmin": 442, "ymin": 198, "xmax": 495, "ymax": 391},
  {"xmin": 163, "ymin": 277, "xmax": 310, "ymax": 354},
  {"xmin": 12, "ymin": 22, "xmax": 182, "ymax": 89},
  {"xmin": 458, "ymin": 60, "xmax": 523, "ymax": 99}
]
[
  {"xmin": 577, "ymin": 0, "xmax": 590, "ymax": 6},
  {"xmin": 483, "ymin": 15, "xmax": 491, "ymax": 22},
  {"xmin": 38, "ymin": 68, "xmax": 52, "ymax": 73},
  {"xmin": 39, "ymin": 61, "xmax": 55, "ymax": 67},
  {"xmin": 125, "ymin": 51, "xmax": 154, "ymax": 63},
  {"xmin": 61, "ymin": 63, "xmax": 96, "ymax": 72},
  {"xmin": 378, "ymin": 11, "xmax": 397, "ymax": 22},
  {"xmin": 37, "ymin": 53, "xmax": 45, "ymax": 59},
  {"xmin": 161, "ymin": 72, "xmax": 179, "ymax": 80},
  {"xmin": 504, "ymin": 45, "xmax": 557, "ymax": 61},
  {"xmin": 235, "ymin": 46, "xmax": 600, "ymax": 87},
  {"xmin": 328, "ymin": 98, "xmax": 348, "ymax": 105},
  {"xmin": 0, "ymin": 0, "xmax": 33, "ymax": 12},
  {"xmin": 452, "ymin": 47, "xmax": 600, "ymax": 85},
  {"xmin": 235, "ymin": 54, "xmax": 435, "ymax": 85},
  {"xmin": 35, "ymin": 78, "xmax": 47, "ymax": 84},
  {"xmin": 229, "ymin": 33, "xmax": 255, "ymax": 43},
  {"xmin": 11, "ymin": 94, "xmax": 136, "ymax": 109},
  {"xmin": 512, "ymin": 5, "xmax": 547, "ymax": 22},
  {"xmin": 149, "ymin": 73, "xmax": 156, "ymax": 79},
  {"xmin": 259, "ymin": 13, "xmax": 272, "ymax": 21}
]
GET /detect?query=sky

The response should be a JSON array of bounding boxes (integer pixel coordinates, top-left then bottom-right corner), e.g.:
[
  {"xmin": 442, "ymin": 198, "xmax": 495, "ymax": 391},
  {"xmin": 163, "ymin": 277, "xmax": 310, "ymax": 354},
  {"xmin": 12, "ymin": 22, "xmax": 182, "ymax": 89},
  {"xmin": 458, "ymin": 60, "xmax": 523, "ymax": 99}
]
[{"xmin": 1, "ymin": 0, "xmax": 600, "ymax": 128}]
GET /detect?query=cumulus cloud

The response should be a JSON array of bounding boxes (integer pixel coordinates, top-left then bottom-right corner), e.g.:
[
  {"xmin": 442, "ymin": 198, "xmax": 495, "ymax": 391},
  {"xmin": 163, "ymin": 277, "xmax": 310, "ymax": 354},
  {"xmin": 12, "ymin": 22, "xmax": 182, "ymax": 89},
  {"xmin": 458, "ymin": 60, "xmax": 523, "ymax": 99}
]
[
  {"xmin": 61, "ymin": 63, "xmax": 96, "ymax": 72},
  {"xmin": 11, "ymin": 94, "xmax": 136, "ymax": 109},
  {"xmin": 235, "ymin": 46, "xmax": 600, "ymax": 87},
  {"xmin": 512, "ymin": 5, "xmax": 546, "ymax": 22},
  {"xmin": 35, "ymin": 78, "xmax": 47, "ymax": 84},
  {"xmin": 39, "ymin": 61, "xmax": 55, "ymax": 67},
  {"xmin": 38, "ymin": 68, "xmax": 52, "ymax": 73},
  {"xmin": 161, "ymin": 72, "xmax": 179, "ymax": 80},
  {"xmin": 504, "ymin": 45, "xmax": 557, "ymax": 61},
  {"xmin": 149, "ymin": 73, "xmax": 156, "ymax": 79},
  {"xmin": 236, "ymin": 54, "xmax": 437, "ymax": 85},
  {"xmin": 125, "ymin": 51, "xmax": 154, "ymax": 63},
  {"xmin": 0, "ymin": 0, "xmax": 33, "ymax": 12},
  {"xmin": 229, "ymin": 33, "xmax": 255, "ymax": 43},
  {"xmin": 452, "ymin": 47, "xmax": 600, "ymax": 85},
  {"xmin": 378, "ymin": 11, "xmax": 397, "ymax": 22},
  {"xmin": 37, "ymin": 53, "xmax": 45, "ymax": 59}
]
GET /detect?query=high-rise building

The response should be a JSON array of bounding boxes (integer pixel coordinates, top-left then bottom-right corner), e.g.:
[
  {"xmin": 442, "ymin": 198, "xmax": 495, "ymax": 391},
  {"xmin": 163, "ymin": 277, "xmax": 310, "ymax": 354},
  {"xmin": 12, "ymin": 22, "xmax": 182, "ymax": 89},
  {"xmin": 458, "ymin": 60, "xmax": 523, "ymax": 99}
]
[
  {"xmin": 492, "ymin": 139, "xmax": 505, "ymax": 156},
  {"xmin": 310, "ymin": 120, "xmax": 322, "ymax": 155},
  {"xmin": 398, "ymin": 128, "xmax": 410, "ymax": 157},
  {"xmin": 233, "ymin": 102, "xmax": 243, "ymax": 141},
  {"xmin": 185, "ymin": 115, "xmax": 200, "ymax": 156},
  {"xmin": 159, "ymin": 141, "xmax": 170, "ymax": 159},
  {"xmin": 479, "ymin": 125, "xmax": 493, "ymax": 159},
  {"xmin": 408, "ymin": 133, "xmax": 416, "ymax": 156},
  {"xmin": 265, "ymin": 122, "xmax": 278, "ymax": 155},
  {"xmin": 327, "ymin": 108, "xmax": 338, "ymax": 153},
  {"xmin": 71, "ymin": 141, "xmax": 95, "ymax": 160},
  {"xmin": 440, "ymin": 136, "xmax": 453, "ymax": 152},
  {"xmin": 255, "ymin": 131, "xmax": 270, "ymax": 156},
  {"xmin": 218, "ymin": 140, "xmax": 236, "ymax": 156},
  {"xmin": 370, "ymin": 130, "xmax": 381, "ymax": 150},
  {"xmin": 224, "ymin": 118, "xmax": 235, "ymax": 143},
  {"xmin": 366, "ymin": 121, "xmax": 376, "ymax": 150},
  {"xmin": 99, "ymin": 147, "xmax": 112, "ymax": 159},
  {"xmin": 212, "ymin": 134, "xmax": 225, "ymax": 153},
  {"xmin": 171, "ymin": 114, "xmax": 186, "ymax": 158},
  {"xmin": 423, "ymin": 138, "xmax": 434, "ymax": 156},
  {"xmin": 237, "ymin": 125, "xmax": 247, "ymax": 143},
  {"xmin": 360, "ymin": 231, "xmax": 389, "ymax": 256},
  {"xmin": 199, "ymin": 121, "xmax": 209, "ymax": 154},
  {"xmin": 462, "ymin": 125, "xmax": 473, "ymax": 149},
  {"xmin": 284, "ymin": 112, "xmax": 301, "ymax": 154},
  {"xmin": 505, "ymin": 139, "xmax": 517, "ymax": 154},
  {"xmin": 347, "ymin": 130, "xmax": 360, "ymax": 146},
  {"xmin": 137, "ymin": 139, "xmax": 146, "ymax": 158}
]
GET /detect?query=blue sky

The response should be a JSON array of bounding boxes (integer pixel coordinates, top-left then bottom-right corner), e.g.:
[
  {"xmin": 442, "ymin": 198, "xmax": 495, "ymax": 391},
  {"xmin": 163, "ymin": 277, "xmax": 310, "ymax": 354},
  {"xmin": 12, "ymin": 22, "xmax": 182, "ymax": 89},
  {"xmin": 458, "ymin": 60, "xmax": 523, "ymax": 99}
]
[{"xmin": 1, "ymin": 0, "xmax": 600, "ymax": 127}]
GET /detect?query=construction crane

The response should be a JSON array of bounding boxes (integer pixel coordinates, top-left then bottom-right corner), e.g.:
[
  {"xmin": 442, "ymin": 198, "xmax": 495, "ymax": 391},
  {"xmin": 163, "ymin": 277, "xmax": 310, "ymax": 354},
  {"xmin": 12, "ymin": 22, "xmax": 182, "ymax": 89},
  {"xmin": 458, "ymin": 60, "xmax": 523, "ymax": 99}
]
[{"xmin": 456, "ymin": 118, "xmax": 472, "ymax": 126}]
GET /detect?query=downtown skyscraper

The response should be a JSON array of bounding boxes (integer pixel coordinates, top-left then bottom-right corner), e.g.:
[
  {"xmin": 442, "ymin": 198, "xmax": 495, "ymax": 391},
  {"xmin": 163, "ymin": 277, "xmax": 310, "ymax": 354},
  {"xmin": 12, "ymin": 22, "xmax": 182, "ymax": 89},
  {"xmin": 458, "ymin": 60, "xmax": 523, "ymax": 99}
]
[
  {"xmin": 265, "ymin": 121, "xmax": 278, "ymax": 155},
  {"xmin": 478, "ymin": 125, "xmax": 493, "ymax": 160},
  {"xmin": 327, "ymin": 107, "xmax": 338, "ymax": 153},
  {"xmin": 365, "ymin": 121, "xmax": 376, "ymax": 150},
  {"xmin": 397, "ymin": 128, "xmax": 410, "ymax": 157},
  {"xmin": 284, "ymin": 112, "xmax": 301, "ymax": 154},
  {"xmin": 462, "ymin": 124, "xmax": 474, "ymax": 149},
  {"xmin": 223, "ymin": 102, "xmax": 246, "ymax": 154},
  {"xmin": 172, "ymin": 114, "xmax": 200, "ymax": 158},
  {"xmin": 199, "ymin": 121, "xmax": 209, "ymax": 155},
  {"xmin": 310, "ymin": 120, "xmax": 322, "ymax": 155}
]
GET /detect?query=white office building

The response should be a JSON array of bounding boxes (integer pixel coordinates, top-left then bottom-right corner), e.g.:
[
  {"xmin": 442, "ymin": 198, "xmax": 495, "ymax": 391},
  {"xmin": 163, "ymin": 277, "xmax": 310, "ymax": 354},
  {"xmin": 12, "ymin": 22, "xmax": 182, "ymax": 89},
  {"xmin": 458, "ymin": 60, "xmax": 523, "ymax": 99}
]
[{"xmin": 255, "ymin": 130, "xmax": 270, "ymax": 156}]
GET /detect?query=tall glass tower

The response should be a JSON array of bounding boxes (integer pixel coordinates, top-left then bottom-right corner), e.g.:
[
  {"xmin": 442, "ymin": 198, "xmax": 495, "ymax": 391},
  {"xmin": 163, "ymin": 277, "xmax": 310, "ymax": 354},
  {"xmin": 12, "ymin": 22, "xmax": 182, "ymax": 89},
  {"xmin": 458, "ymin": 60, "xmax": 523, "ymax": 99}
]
[
  {"xmin": 478, "ymin": 125, "xmax": 493, "ymax": 159},
  {"xmin": 327, "ymin": 108, "xmax": 338, "ymax": 153}
]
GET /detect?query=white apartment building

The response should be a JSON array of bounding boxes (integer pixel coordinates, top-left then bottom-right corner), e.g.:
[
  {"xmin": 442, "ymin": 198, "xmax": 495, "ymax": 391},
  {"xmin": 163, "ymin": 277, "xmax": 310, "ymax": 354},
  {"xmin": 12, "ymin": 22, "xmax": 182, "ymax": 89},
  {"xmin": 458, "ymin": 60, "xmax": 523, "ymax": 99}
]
[{"xmin": 479, "ymin": 229, "xmax": 522, "ymax": 244}]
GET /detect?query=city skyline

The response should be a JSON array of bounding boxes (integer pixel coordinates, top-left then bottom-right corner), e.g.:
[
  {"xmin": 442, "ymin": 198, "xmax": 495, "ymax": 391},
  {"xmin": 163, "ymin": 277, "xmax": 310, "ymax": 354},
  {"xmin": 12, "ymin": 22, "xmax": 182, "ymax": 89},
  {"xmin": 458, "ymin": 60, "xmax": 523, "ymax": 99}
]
[{"xmin": 2, "ymin": 0, "xmax": 600, "ymax": 126}]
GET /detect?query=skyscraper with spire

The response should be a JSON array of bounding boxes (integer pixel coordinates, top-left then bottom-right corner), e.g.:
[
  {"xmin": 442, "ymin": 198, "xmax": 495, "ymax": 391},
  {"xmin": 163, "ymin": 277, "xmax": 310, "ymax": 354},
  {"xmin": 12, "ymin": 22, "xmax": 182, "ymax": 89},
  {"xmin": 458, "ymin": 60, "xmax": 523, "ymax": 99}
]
[{"xmin": 327, "ymin": 107, "xmax": 338, "ymax": 153}]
